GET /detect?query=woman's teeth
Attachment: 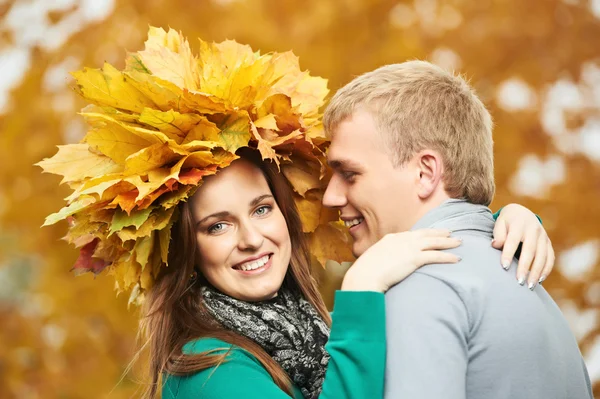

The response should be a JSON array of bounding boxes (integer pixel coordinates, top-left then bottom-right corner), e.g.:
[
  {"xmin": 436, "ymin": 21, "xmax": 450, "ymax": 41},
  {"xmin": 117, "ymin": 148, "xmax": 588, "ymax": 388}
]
[
  {"xmin": 344, "ymin": 218, "xmax": 364, "ymax": 228},
  {"xmin": 238, "ymin": 254, "xmax": 270, "ymax": 271}
]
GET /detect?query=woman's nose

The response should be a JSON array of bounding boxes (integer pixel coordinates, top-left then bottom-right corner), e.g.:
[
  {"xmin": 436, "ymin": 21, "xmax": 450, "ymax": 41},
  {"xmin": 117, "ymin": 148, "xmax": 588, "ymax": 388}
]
[{"xmin": 237, "ymin": 221, "xmax": 265, "ymax": 251}]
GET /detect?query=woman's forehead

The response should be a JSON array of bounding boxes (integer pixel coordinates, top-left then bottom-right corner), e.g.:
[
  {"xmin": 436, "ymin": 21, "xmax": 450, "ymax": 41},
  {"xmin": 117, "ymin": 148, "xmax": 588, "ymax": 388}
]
[{"xmin": 191, "ymin": 160, "xmax": 271, "ymax": 209}]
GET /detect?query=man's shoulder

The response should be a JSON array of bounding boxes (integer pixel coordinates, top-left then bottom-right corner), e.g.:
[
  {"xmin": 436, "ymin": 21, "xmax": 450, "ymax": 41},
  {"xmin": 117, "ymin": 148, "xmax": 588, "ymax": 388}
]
[
  {"xmin": 386, "ymin": 267, "xmax": 465, "ymax": 303},
  {"xmin": 392, "ymin": 233, "xmax": 505, "ymax": 292},
  {"xmin": 385, "ymin": 244, "xmax": 500, "ymax": 312}
]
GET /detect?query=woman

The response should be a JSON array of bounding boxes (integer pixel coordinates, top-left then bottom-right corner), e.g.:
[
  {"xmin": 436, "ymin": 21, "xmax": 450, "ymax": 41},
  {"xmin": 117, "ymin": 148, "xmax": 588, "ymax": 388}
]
[{"xmin": 36, "ymin": 27, "xmax": 553, "ymax": 399}]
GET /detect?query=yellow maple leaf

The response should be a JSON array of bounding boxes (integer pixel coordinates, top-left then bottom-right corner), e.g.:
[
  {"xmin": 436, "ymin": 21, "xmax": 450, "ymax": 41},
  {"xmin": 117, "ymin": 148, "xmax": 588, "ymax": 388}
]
[
  {"xmin": 255, "ymin": 114, "xmax": 279, "ymax": 130},
  {"xmin": 64, "ymin": 178, "xmax": 124, "ymax": 203},
  {"xmin": 37, "ymin": 144, "xmax": 123, "ymax": 185},
  {"xmin": 180, "ymin": 118, "xmax": 222, "ymax": 145},
  {"xmin": 85, "ymin": 126, "xmax": 154, "ymax": 165},
  {"xmin": 124, "ymin": 143, "xmax": 180, "ymax": 175},
  {"xmin": 43, "ymin": 195, "xmax": 97, "ymax": 226},
  {"xmin": 124, "ymin": 70, "xmax": 186, "ymax": 112},
  {"xmin": 138, "ymin": 27, "xmax": 200, "ymax": 90},
  {"xmin": 198, "ymin": 39, "xmax": 256, "ymax": 100},
  {"xmin": 109, "ymin": 259, "xmax": 141, "ymax": 292},
  {"xmin": 118, "ymin": 207, "xmax": 176, "ymax": 241},
  {"xmin": 138, "ymin": 108, "xmax": 207, "ymax": 143},
  {"xmin": 281, "ymin": 156, "xmax": 322, "ymax": 196},
  {"xmin": 308, "ymin": 223, "xmax": 355, "ymax": 267},
  {"xmin": 72, "ymin": 63, "xmax": 156, "ymax": 113},
  {"xmin": 216, "ymin": 111, "xmax": 253, "ymax": 153},
  {"xmin": 294, "ymin": 193, "xmax": 322, "ymax": 233},
  {"xmin": 257, "ymin": 94, "xmax": 303, "ymax": 134},
  {"xmin": 132, "ymin": 234, "xmax": 154, "ymax": 271}
]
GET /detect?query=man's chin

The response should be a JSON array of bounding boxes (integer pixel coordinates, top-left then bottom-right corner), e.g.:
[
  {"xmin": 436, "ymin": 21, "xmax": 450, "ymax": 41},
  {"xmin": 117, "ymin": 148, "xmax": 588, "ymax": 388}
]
[{"xmin": 351, "ymin": 241, "xmax": 368, "ymax": 258}]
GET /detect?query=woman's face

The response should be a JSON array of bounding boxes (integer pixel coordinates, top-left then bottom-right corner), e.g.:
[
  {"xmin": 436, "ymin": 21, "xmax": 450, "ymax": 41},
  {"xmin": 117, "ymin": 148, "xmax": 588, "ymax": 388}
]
[{"xmin": 189, "ymin": 159, "xmax": 292, "ymax": 302}]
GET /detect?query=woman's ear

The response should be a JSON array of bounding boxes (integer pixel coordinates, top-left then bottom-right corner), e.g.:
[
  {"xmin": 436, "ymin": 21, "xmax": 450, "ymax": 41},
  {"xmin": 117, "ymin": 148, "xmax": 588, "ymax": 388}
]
[{"xmin": 190, "ymin": 268, "xmax": 199, "ymax": 284}]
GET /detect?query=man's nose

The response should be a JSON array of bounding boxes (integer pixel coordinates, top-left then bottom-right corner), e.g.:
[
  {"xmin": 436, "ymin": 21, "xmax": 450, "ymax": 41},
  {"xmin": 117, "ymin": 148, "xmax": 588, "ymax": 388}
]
[{"xmin": 322, "ymin": 175, "xmax": 347, "ymax": 208}]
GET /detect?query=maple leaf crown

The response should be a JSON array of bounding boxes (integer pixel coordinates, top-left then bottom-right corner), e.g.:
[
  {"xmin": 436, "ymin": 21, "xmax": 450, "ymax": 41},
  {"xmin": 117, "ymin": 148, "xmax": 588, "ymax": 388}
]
[{"xmin": 37, "ymin": 26, "xmax": 345, "ymax": 306}]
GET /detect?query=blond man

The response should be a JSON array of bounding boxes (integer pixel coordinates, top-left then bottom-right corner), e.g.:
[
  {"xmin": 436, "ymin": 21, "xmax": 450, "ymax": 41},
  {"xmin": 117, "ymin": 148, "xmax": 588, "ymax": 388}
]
[{"xmin": 322, "ymin": 61, "xmax": 592, "ymax": 399}]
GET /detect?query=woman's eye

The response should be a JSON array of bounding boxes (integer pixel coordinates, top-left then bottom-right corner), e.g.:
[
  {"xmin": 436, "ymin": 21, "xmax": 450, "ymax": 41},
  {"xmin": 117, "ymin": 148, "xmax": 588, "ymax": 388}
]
[
  {"xmin": 208, "ymin": 223, "xmax": 226, "ymax": 234},
  {"xmin": 254, "ymin": 205, "xmax": 272, "ymax": 216}
]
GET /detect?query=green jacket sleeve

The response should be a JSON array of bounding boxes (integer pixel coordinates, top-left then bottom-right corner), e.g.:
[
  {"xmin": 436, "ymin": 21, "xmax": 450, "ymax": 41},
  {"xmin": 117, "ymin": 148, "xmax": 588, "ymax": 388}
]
[
  {"xmin": 492, "ymin": 208, "xmax": 542, "ymax": 224},
  {"xmin": 319, "ymin": 290, "xmax": 386, "ymax": 398},
  {"xmin": 162, "ymin": 290, "xmax": 386, "ymax": 399}
]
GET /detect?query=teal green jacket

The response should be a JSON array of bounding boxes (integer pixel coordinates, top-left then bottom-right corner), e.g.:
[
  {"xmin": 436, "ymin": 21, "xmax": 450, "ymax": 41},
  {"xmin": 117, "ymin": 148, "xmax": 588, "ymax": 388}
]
[{"xmin": 162, "ymin": 291, "xmax": 386, "ymax": 398}]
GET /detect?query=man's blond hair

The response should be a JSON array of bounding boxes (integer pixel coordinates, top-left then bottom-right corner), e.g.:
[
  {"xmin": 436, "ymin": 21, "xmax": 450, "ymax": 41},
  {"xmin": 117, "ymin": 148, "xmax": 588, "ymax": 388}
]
[{"xmin": 324, "ymin": 61, "xmax": 495, "ymax": 205}]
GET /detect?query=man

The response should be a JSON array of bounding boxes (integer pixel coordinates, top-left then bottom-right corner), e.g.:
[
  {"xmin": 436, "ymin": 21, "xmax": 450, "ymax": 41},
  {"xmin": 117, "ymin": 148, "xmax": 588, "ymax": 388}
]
[{"xmin": 322, "ymin": 61, "xmax": 592, "ymax": 398}]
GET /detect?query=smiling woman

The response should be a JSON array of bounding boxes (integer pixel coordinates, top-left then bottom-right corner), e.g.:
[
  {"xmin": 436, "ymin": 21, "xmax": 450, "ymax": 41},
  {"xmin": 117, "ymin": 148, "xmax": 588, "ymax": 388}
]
[{"xmin": 189, "ymin": 153, "xmax": 294, "ymax": 302}]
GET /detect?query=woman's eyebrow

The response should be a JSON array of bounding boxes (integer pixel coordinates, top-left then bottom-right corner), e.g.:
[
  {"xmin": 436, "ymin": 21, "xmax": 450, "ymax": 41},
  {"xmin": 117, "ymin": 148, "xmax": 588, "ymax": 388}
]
[
  {"xmin": 250, "ymin": 194, "xmax": 274, "ymax": 207},
  {"xmin": 196, "ymin": 211, "xmax": 230, "ymax": 226},
  {"xmin": 195, "ymin": 195, "xmax": 273, "ymax": 226}
]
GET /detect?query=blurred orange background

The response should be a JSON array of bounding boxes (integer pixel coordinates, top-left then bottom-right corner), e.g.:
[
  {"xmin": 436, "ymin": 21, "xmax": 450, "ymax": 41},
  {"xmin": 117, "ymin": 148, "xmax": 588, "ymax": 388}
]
[{"xmin": 1, "ymin": 0, "xmax": 599, "ymax": 397}]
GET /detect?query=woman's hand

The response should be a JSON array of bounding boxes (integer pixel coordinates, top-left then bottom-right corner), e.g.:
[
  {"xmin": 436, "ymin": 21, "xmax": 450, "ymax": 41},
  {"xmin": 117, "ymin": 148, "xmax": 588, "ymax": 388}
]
[
  {"xmin": 341, "ymin": 229, "xmax": 462, "ymax": 293},
  {"xmin": 492, "ymin": 203, "xmax": 554, "ymax": 289}
]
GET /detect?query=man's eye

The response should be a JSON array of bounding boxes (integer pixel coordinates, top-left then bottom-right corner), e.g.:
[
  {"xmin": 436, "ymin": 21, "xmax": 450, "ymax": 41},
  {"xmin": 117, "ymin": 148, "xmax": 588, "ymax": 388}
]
[
  {"xmin": 341, "ymin": 171, "xmax": 357, "ymax": 181},
  {"xmin": 254, "ymin": 205, "xmax": 272, "ymax": 216}
]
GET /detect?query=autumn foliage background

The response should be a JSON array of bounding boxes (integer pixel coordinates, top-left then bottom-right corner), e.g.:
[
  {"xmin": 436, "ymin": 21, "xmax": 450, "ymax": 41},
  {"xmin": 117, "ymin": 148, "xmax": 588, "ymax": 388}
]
[{"xmin": 1, "ymin": 0, "xmax": 600, "ymax": 398}]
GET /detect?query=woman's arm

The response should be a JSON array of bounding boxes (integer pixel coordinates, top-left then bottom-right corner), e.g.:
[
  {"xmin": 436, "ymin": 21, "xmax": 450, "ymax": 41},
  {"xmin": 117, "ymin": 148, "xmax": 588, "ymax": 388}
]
[{"xmin": 318, "ymin": 291, "xmax": 386, "ymax": 399}]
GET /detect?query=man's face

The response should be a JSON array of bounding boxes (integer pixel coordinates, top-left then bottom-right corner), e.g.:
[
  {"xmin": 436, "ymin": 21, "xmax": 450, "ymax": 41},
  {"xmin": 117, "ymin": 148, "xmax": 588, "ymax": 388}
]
[{"xmin": 323, "ymin": 109, "xmax": 421, "ymax": 257}]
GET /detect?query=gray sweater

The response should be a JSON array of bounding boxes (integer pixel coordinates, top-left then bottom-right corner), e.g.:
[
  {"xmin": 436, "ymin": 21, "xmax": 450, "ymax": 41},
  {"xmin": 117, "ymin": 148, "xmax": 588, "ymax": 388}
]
[{"xmin": 384, "ymin": 199, "xmax": 593, "ymax": 399}]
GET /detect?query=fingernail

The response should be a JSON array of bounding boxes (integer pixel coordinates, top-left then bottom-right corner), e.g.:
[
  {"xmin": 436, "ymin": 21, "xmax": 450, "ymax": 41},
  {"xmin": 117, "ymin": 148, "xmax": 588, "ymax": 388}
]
[
  {"xmin": 539, "ymin": 275, "xmax": 546, "ymax": 284},
  {"xmin": 456, "ymin": 256, "xmax": 462, "ymax": 262},
  {"xmin": 501, "ymin": 260, "xmax": 510, "ymax": 270},
  {"xmin": 528, "ymin": 282, "xmax": 536, "ymax": 290},
  {"xmin": 518, "ymin": 276, "xmax": 525, "ymax": 286},
  {"xmin": 491, "ymin": 239, "xmax": 496, "ymax": 246}
]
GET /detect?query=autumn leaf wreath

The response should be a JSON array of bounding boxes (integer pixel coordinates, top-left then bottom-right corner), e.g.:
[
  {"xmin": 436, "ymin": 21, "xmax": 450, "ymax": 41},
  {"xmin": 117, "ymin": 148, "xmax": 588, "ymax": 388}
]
[{"xmin": 38, "ymin": 27, "xmax": 353, "ymax": 305}]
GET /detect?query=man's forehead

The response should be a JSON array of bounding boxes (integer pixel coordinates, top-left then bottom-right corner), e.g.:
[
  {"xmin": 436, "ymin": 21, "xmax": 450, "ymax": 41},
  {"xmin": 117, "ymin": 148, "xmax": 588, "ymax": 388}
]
[
  {"xmin": 326, "ymin": 143, "xmax": 364, "ymax": 169},
  {"xmin": 327, "ymin": 125, "xmax": 377, "ymax": 162}
]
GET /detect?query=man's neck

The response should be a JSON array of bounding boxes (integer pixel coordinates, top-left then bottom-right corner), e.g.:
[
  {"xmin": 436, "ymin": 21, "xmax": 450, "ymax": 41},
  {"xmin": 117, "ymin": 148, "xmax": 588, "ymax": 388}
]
[
  {"xmin": 411, "ymin": 190, "xmax": 451, "ymax": 228},
  {"xmin": 409, "ymin": 198, "xmax": 494, "ymax": 235}
]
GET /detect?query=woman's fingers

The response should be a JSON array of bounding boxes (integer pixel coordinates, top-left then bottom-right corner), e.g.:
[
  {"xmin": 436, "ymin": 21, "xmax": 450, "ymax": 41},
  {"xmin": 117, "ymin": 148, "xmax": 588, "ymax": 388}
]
[
  {"xmin": 412, "ymin": 228, "xmax": 453, "ymax": 238},
  {"xmin": 500, "ymin": 223, "xmax": 524, "ymax": 270},
  {"xmin": 539, "ymin": 238, "xmax": 555, "ymax": 284},
  {"xmin": 416, "ymin": 250, "xmax": 461, "ymax": 266},
  {"xmin": 491, "ymin": 218, "xmax": 508, "ymax": 250},
  {"xmin": 418, "ymin": 236, "xmax": 462, "ymax": 251},
  {"xmin": 515, "ymin": 226, "xmax": 541, "ymax": 284},
  {"xmin": 526, "ymin": 234, "xmax": 548, "ymax": 290}
]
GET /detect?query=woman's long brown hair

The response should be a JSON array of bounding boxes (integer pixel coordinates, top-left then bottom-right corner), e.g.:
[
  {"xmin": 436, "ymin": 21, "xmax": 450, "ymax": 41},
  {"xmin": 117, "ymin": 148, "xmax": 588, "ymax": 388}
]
[{"xmin": 138, "ymin": 150, "xmax": 331, "ymax": 398}]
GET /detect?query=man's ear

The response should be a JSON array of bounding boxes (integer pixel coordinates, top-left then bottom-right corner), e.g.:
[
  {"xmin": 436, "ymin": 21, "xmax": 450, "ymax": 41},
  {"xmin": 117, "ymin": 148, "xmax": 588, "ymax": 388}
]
[{"xmin": 415, "ymin": 150, "xmax": 444, "ymax": 200}]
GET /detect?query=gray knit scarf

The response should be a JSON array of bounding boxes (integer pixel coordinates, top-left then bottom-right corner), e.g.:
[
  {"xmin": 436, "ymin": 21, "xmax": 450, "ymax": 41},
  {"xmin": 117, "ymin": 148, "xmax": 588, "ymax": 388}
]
[{"xmin": 201, "ymin": 285, "xmax": 330, "ymax": 399}]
